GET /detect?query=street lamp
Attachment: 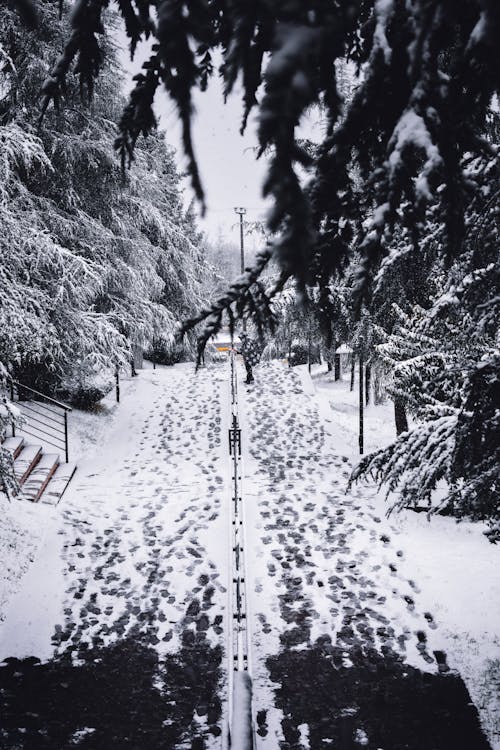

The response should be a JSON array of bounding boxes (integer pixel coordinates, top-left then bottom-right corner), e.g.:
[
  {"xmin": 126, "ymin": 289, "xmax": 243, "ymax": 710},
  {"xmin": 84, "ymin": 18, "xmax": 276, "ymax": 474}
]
[{"xmin": 234, "ymin": 207, "xmax": 246, "ymax": 275}]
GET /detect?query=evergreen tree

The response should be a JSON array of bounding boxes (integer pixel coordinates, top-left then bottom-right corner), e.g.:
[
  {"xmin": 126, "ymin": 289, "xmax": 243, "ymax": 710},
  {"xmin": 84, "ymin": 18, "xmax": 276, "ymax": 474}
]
[
  {"xmin": 34, "ymin": 0, "xmax": 499, "ymax": 320},
  {"xmin": 0, "ymin": 2, "xmax": 211, "ymax": 492},
  {"xmin": 350, "ymin": 145, "xmax": 499, "ymax": 538},
  {"xmin": 0, "ymin": 1, "xmax": 209, "ymax": 397}
]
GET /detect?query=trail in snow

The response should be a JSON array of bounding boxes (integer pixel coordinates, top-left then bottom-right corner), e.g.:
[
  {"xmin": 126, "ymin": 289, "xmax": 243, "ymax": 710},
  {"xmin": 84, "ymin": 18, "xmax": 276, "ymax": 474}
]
[
  {"xmin": 0, "ymin": 365, "xmax": 230, "ymax": 750},
  {"xmin": 241, "ymin": 361, "xmax": 492, "ymax": 750},
  {"xmin": 0, "ymin": 360, "xmax": 497, "ymax": 750}
]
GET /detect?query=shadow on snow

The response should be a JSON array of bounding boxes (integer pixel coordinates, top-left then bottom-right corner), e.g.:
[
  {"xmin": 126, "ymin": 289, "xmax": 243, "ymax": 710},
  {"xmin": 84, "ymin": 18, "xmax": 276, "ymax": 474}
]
[{"xmin": 0, "ymin": 629, "xmax": 223, "ymax": 750}]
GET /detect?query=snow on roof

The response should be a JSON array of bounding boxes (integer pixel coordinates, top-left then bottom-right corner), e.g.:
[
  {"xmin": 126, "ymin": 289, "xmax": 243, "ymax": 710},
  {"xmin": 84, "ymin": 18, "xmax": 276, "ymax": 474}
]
[
  {"xmin": 335, "ymin": 344, "xmax": 353, "ymax": 354},
  {"xmin": 211, "ymin": 333, "xmax": 241, "ymax": 344}
]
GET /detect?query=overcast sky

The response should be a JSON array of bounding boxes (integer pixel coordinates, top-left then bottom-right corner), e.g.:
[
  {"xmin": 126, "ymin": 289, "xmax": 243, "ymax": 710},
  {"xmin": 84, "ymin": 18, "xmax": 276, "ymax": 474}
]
[
  {"xmin": 119, "ymin": 40, "xmax": 270, "ymax": 244},
  {"xmin": 156, "ymin": 79, "xmax": 271, "ymax": 243},
  {"xmin": 118, "ymin": 37, "xmax": 323, "ymax": 246}
]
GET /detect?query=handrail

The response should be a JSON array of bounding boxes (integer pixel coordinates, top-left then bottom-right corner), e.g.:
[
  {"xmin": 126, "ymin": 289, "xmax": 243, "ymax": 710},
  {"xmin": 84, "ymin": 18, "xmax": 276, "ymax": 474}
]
[
  {"xmin": 16, "ymin": 410, "xmax": 65, "ymax": 439},
  {"xmin": 9, "ymin": 379, "xmax": 72, "ymax": 412},
  {"xmin": 7, "ymin": 378, "xmax": 71, "ymax": 462},
  {"xmin": 19, "ymin": 427, "xmax": 64, "ymax": 454},
  {"xmin": 16, "ymin": 399, "xmax": 66, "ymax": 420},
  {"xmin": 17, "ymin": 402, "xmax": 65, "ymax": 426}
]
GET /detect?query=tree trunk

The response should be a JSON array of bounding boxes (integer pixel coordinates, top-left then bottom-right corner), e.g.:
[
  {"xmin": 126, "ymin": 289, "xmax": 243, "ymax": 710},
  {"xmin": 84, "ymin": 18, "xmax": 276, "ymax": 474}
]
[
  {"xmin": 327, "ymin": 361, "xmax": 333, "ymax": 372},
  {"xmin": 365, "ymin": 364, "xmax": 371, "ymax": 405},
  {"xmin": 374, "ymin": 370, "xmax": 384, "ymax": 405},
  {"xmin": 350, "ymin": 357, "xmax": 355, "ymax": 391},
  {"xmin": 394, "ymin": 398, "xmax": 409, "ymax": 435},
  {"xmin": 334, "ymin": 354, "xmax": 341, "ymax": 381}
]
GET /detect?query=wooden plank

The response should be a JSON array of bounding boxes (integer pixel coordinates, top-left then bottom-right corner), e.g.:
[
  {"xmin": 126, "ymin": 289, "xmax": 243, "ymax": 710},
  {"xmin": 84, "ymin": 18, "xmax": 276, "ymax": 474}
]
[
  {"xmin": 14, "ymin": 445, "xmax": 42, "ymax": 485},
  {"xmin": 2, "ymin": 436, "xmax": 24, "ymax": 459},
  {"xmin": 41, "ymin": 463, "xmax": 77, "ymax": 505},
  {"xmin": 23, "ymin": 454, "xmax": 59, "ymax": 502}
]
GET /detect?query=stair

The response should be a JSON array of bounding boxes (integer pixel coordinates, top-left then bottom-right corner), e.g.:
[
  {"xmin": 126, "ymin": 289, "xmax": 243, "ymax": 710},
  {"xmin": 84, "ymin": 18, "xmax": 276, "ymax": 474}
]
[
  {"xmin": 23, "ymin": 453, "xmax": 60, "ymax": 502},
  {"xmin": 1, "ymin": 438, "xmax": 76, "ymax": 504},
  {"xmin": 41, "ymin": 462, "xmax": 77, "ymax": 505},
  {"xmin": 2, "ymin": 436, "xmax": 25, "ymax": 460},
  {"xmin": 2, "ymin": 380, "xmax": 76, "ymax": 503},
  {"xmin": 14, "ymin": 445, "xmax": 42, "ymax": 485}
]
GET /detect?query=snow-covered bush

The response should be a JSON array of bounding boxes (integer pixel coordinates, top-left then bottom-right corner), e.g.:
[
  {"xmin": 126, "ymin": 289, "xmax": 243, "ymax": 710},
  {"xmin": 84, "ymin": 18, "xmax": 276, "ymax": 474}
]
[
  {"xmin": 289, "ymin": 342, "xmax": 309, "ymax": 367},
  {"xmin": 58, "ymin": 365, "xmax": 115, "ymax": 408},
  {"xmin": 144, "ymin": 335, "xmax": 186, "ymax": 366}
]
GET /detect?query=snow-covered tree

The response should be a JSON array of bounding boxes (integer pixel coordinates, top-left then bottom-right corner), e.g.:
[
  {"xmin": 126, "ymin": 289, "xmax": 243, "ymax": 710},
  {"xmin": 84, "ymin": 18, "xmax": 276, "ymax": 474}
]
[
  {"xmin": 0, "ymin": 3, "xmax": 212, "ymax": 492},
  {"xmin": 30, "ymin": 0, "xmax": 498, "ymax": 325},
  {"xmin": 344, "ymin": 115, "xmax": 499, "ymax": 538},
  {"xmin": 350, "ymin": 143, "xmax": 499, "ymax": 539},
  {"xmin": 0, "ymin": 2, "xmax": 210, "ymax": 397}
]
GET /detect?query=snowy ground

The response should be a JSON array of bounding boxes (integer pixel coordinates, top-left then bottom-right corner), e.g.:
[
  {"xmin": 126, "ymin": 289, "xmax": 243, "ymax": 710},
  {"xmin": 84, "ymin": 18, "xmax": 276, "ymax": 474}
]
[
  {"xmin": 241, "ymin": 362, "xmax": 498, "ymax": 749},
  {"xmin": 0, "ymin": 359, "xmax": 498, "ymax": 750},
  {"xmin": 0, "ymin": 363, "xmax": 231, "ymax": 749},
  {"xmin": 313, "ymin": 366, "xmax": 500, "ymax": 748}
]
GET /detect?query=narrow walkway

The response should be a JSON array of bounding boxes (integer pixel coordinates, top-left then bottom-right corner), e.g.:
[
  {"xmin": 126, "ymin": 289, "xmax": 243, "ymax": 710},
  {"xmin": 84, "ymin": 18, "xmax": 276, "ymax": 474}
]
[
  {"xmin": 0, "ymin": 365, "xmax": 230, "ymax": 749},
  {"xmin": 0, "ymin": 361, "xmax": 493, "ymax": 750},
  {"xmin": 241, "ymin": 362, "xmax": 491, "ymax": 750}
]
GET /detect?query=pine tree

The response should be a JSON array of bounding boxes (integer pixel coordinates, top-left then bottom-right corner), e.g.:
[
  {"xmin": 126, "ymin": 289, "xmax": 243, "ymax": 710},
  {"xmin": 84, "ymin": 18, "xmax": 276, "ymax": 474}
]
[
  {"xmin": 0, "ymin": 1, "xmax": 210, "ymax": 397},
  {"xmin": 31, "ymin": 0, "xmax": 499, "ymax": 325},
  {"xmin": 350, "ymin": 149, "xmax": 499, "ymax": 538},
  {"xmin": 346, "ymin": 123, "xmax": 499, "ymax": 537}
]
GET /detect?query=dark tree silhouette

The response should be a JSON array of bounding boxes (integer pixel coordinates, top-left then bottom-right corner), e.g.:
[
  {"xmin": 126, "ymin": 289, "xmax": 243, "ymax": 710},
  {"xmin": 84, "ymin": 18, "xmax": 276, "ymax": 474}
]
[{"xmin": 31, "ymin": 1, "xmax": 498, "ymax": 321}]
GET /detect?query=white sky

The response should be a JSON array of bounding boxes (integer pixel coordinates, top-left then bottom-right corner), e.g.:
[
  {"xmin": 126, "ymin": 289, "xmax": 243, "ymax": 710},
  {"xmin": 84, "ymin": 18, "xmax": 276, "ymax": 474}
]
[
  {"xmin": 118, "ymin": 37, "xmax": 323, "ymax": 245},
  {"xmin": 156, "ymin": 78, "xmax": 271, "ymax": 242}
]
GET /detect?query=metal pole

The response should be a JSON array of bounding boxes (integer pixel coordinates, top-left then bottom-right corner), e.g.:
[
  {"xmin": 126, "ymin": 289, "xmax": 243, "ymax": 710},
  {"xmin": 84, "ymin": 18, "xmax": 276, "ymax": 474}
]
[
  {"xmin": 308, "ymin": 315, "xmax": 312, "ymax": 373},
  {"xmin": 240, "ymin": 214, "xmax": 244, "ymax": 274},
  {"xmin": 64, "ymin": 410, "xmax": 69, "ymax": 463},
  {"xmin": 359, "ymin": 353, "xmax": 364, "ymax": 454},
  {"xmin": 234, "ymin": 207, "xmax": 247, "ymax": 332},
  {"xmin": 234, "ymin": 207, "xmax": 246, "ymax": 274}
]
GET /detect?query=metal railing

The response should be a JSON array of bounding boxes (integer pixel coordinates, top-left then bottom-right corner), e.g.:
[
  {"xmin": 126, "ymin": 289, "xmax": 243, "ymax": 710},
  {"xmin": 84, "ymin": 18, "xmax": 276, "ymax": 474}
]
[
  {"xmin": 8, "ymin": 380, "xmax": 72, "ymax": 462},
  {"xmin": 227, "ymin": 350, "xmax": 256, "ymax": 749}
]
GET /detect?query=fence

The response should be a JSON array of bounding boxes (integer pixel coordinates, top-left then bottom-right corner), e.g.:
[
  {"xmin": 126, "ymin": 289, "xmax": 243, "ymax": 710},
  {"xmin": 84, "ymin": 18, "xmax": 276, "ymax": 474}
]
[{"xmin": 8, "ymin": 380, "xmax": 72, "ymax": 462}]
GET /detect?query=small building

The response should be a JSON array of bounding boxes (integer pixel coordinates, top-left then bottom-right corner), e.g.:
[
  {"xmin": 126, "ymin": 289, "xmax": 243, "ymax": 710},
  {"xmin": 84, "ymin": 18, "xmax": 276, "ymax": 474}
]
[{"xmin": 335, "ymin": 344, "xmax": 353, "ymax": 374}]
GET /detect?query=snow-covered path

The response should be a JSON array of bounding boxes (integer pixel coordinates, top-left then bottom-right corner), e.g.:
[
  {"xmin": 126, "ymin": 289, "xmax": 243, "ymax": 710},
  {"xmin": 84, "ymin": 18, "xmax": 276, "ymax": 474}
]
[
  {"xmin": 241, "ymin": 362, "xmax": 492, "ymax": 750},
  {"xmin": 0, "ymin": 360, "xmax": 496, "ymax": 750},
  {"xmin": 0, "ymin": 365, "xmax": 231, "ymax": 749}
]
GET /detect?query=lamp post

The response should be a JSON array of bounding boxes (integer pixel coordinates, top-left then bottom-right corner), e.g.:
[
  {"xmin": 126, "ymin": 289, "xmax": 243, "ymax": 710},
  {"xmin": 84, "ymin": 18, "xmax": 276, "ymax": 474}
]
[
  {"xmin": 234, "ymin": 207, "xmax": 246, "ymax": 275},
  {"xmin": 234, "ymin": 207, "xmax": 247, "ymax": 333}
]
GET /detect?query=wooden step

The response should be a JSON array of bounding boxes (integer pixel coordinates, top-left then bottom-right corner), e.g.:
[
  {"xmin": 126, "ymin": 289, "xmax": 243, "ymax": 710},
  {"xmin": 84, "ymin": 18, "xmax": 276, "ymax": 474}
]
[
  {"xmin": 2, "ymin": 436, "xmax": 24, "ymax": 459},
  {"xmin": 22, "ymin": 453, "xmax": 59, "ymax": 502},
  {"xmin": 41, "ymin": 462, "xmax": 77, "ymax": 505},
  {"xmin": 14, "ymin": 445, "xmax": 42, "ymax": 485}
]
